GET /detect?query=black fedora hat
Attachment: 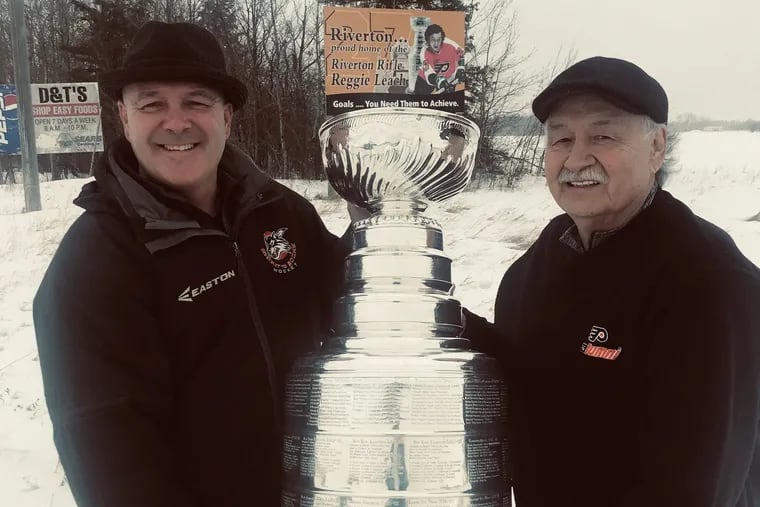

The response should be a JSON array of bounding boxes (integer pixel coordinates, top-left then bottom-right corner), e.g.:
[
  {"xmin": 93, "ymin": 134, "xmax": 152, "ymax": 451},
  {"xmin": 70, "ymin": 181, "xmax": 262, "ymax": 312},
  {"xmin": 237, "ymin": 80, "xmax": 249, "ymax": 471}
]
[{"xmin": 100, "ymin": 21, "xmax": 248, "ymax": 110}]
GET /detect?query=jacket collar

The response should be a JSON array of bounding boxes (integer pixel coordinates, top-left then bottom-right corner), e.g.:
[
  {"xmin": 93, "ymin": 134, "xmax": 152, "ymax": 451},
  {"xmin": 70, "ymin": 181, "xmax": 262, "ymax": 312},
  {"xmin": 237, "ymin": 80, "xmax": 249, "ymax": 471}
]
[
  {"xmin": 76, "ymin": 137, "xmax": 280, "ymax": 253},
  {"xmin": 559, "ymin": 182, "xmax": 660, "ymax": 253}
]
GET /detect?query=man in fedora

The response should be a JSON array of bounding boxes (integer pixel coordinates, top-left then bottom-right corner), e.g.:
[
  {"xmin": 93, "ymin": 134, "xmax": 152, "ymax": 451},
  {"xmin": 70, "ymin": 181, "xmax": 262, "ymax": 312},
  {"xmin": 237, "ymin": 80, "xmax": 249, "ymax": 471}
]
[
  {"xmin": 33, "ymin": 22, "xmax": 352, "ymax": 505},
  {"xmin": 464, "ymin": 57, "xmax": 760, "ymax": 506}
]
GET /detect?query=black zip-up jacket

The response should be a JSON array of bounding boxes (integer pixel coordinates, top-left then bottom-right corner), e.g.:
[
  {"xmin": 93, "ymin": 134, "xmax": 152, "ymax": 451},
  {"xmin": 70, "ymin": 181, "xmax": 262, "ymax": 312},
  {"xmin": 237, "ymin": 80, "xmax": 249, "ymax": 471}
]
[
  {"xmin": 465, "ymin": 189, "xmax": 760, "ymax": 507},
  {"xmin": 33, "ymin": 138, "xmax": 347, "ymax": 506}
]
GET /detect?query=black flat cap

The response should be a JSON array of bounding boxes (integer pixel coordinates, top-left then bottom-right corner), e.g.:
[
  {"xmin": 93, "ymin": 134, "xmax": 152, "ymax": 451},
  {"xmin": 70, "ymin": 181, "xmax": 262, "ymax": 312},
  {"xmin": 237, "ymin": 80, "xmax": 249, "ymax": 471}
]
[{"xmin": 532, "ymin": 56, "xmax": 668, "ymax": 124}]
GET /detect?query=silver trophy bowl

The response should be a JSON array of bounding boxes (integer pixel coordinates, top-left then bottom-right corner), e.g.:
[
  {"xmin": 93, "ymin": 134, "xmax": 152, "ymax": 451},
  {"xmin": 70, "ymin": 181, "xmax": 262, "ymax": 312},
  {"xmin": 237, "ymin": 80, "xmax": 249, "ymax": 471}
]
[
  {"xmin": 281, "ymin": 108, "xmax": 510, "ymax": 506},
  {"xmin": 321, "ymin": 108, "xmax": 478, "ymax": 212}
]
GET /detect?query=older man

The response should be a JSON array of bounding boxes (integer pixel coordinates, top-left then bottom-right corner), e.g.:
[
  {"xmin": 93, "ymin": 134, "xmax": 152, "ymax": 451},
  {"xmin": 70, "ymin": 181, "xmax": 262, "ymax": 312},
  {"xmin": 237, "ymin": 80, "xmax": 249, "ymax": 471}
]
[
  {"xmin": 465, "ymin": 57, "xmax": 760, "ymax": 506},
  {"xmin": 33, "ymin": 22, "xmax": 351, "ymax": 506}
]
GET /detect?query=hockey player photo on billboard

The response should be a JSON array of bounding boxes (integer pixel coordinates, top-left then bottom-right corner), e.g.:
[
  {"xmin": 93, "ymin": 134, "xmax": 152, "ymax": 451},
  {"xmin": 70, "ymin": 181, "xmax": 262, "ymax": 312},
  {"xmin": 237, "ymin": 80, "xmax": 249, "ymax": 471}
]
[{"xmin": 413, "ymin": 24, "xmax": 465, "ymax": 95}]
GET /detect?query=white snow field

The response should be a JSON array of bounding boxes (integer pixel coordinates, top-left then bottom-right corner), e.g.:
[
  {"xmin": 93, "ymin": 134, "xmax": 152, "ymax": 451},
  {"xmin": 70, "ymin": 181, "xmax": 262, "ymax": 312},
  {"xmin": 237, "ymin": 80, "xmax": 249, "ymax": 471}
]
[{"xmin": 0, "ymin": 130, "xmax": 758, "ymax": 506}]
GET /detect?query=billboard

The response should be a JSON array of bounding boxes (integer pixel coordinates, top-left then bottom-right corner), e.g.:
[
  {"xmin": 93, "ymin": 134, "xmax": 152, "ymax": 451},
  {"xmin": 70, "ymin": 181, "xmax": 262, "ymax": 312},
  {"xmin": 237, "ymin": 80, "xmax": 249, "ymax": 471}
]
[
  {"xmin": 0, "ymin": 85, "xmax": 20, "ymax": 154},
  {"xmin": 32, "ymin": 82, "xmax": 104, "ymax": 154},
  {"xmin": 324, "ymin": 6, "xmax": 466, "ymax": 115}
]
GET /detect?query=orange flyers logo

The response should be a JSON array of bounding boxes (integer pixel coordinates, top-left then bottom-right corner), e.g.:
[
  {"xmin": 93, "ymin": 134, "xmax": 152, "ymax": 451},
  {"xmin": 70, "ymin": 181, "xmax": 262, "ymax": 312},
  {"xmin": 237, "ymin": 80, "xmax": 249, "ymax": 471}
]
[{"xmin": 581, "ymin": 325, "xmax": 622, "ymax": 361}]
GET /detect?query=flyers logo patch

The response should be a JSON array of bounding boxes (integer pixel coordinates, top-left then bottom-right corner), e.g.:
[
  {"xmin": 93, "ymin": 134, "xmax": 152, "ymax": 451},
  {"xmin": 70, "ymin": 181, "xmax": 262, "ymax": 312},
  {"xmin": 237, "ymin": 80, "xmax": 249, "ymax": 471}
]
[
  {"xmin": 260, "ymin": 227, "xmax": 298, "ymax": 274},
  {"xmin": 587, "ymin": 325, "xmax": 609, "ymax": 343},
  {"xmin": 581, "ymin": 325, "xmax": 622, "ymax": 361}
]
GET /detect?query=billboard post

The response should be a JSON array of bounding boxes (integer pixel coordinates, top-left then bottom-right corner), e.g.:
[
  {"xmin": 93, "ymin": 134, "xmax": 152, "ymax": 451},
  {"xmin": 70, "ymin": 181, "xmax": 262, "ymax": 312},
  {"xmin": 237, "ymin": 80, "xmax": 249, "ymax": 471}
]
[{"xmin": 8, "ymin": 0, "xmax": 41, "ymax": 212}]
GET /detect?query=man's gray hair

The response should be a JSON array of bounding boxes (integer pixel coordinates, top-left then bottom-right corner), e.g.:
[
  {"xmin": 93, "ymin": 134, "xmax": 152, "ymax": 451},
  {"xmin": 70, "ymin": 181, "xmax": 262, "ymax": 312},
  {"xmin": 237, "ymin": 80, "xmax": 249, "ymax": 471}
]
[
  {"xmin": 642, "ymin": 116, "xmax": 666, "ymax": 132},
  {"xmin": 642, "ymin": 116, "xmax": 670, "ymax": 187}
]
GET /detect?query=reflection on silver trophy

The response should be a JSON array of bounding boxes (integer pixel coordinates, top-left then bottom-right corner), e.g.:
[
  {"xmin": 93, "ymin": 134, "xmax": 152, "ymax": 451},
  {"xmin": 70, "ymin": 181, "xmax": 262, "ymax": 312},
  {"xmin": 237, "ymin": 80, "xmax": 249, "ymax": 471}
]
[{"xmin": 281, "ymin": 108, "xmax": 511, "ymax": 506}]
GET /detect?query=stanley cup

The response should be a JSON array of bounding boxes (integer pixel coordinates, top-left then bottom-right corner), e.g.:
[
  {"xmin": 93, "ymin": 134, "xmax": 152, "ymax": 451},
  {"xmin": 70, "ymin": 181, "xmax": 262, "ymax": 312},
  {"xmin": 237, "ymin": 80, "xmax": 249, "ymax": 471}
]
[{"xmin": 280, "ymin": 108, "xmax": 510, "ymax": 506}]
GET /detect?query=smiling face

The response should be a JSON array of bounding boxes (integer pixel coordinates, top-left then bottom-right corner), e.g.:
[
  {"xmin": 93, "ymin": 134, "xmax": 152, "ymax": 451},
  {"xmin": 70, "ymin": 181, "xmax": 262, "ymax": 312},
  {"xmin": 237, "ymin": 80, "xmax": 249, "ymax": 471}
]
[
  {"xmin": 544, "ymin": 94, "xmax": 666, "ymax": 236},
  {"xmin": 118, "ymin": 82, "xmax": 232, "ymax": 207}
]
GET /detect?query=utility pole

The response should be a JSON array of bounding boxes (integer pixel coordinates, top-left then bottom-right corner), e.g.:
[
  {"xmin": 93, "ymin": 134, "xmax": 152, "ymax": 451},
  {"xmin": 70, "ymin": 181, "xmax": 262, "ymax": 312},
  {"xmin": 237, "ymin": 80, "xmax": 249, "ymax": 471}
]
[{"xmin": 8, "ymin": 0, "xmax": 41, "ymax": 212}]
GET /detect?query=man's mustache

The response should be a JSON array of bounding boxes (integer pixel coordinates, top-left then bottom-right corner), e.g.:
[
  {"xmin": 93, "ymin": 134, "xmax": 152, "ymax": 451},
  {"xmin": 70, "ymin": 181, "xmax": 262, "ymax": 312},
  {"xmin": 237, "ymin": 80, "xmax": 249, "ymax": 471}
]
[{"xmin": 557, "ymin": 167, "xmax": 608, "ymax": 184}]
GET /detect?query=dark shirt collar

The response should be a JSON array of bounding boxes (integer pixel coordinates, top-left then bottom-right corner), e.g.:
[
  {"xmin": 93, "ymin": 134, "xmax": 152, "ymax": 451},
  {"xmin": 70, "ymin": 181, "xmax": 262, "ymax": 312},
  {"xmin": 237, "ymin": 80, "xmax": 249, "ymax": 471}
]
[{"xmin": 559, "ymin": 182, "xmax": 659, "ymax": 253}]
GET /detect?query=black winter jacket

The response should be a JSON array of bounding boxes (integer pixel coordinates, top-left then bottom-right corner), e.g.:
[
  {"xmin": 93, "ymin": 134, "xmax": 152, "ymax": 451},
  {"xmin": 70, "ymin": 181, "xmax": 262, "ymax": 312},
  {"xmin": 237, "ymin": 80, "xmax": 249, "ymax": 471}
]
[
  {"xmin": 33, "ymin": 138, "xmax": 347, "ymax": 506},
  {"xmin": 465, "ymin": 189, "xmax": 760, "ymax": 507}
]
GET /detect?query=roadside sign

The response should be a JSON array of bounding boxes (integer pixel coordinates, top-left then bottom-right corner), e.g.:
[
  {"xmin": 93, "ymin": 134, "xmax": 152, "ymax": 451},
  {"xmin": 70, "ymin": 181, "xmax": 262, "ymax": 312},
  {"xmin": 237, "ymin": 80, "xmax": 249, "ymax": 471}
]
[{"xmin": 31, "ymin": 82, "xmax": 104, "ymax": 154}]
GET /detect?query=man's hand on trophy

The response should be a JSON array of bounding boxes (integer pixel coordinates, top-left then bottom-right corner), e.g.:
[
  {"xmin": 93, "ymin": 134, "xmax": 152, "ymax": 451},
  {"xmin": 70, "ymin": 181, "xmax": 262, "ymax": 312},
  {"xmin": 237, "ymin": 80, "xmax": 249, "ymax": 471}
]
[{"xmin": 347, "ymin": 202, "xmax": 371, "ymax": 223}]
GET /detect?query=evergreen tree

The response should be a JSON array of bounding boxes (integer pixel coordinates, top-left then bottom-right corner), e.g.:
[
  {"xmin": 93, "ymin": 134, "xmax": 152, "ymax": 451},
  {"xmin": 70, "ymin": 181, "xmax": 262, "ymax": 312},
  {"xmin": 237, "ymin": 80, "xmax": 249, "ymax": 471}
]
[{"xmin": 61, "ymin": 0, "xmax": 154, "ymax": 145}]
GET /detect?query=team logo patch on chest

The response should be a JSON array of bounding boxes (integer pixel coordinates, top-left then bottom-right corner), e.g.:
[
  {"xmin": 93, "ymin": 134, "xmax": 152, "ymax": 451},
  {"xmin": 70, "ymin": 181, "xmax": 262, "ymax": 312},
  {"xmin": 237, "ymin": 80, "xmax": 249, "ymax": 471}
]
[
  {"xmin": 260, "ymin": 227, "xmax": 298, "ymax": 273},
  {"xmin": 580, "ymin": 325, "xmax": 622, "ymax": 360}
]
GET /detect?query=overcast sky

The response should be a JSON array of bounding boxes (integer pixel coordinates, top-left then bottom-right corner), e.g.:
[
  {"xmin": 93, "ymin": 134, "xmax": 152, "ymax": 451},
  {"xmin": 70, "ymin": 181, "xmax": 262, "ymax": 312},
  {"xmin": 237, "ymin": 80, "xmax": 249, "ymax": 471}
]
[{"xmin": 507, "ymin": 0, "xmax": 759, "ymax": 121}]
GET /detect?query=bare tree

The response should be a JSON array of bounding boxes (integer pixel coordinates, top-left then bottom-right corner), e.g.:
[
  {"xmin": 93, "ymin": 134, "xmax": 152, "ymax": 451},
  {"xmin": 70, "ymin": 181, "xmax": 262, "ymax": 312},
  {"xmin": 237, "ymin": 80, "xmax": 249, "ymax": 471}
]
[{"xmin": 464, "ymin": 0, "xmax": 541, "ymax": 187}]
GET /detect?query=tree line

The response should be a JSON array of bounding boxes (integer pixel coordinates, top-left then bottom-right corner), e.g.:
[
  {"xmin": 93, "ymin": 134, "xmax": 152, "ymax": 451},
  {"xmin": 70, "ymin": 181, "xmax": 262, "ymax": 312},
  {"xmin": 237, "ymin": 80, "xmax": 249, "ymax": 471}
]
[
  {"xmin": 0, "ymin": 0, "xmax": 545, "ymax": 185},
  {"xmin": 669, "ymin": 114, "xmax": 760, "ymax": 133}
]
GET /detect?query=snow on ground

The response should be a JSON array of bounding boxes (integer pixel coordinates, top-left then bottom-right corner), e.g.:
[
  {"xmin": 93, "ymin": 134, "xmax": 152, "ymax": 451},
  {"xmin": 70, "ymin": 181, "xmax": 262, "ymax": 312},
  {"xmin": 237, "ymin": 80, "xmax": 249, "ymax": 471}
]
[
  {"xmin": 0, "ymin": 130, "xmax": 758, "ymax": 506},
  {"xmin": 666, "ymin": 130, "xmax": 760, "ymax": 264}
]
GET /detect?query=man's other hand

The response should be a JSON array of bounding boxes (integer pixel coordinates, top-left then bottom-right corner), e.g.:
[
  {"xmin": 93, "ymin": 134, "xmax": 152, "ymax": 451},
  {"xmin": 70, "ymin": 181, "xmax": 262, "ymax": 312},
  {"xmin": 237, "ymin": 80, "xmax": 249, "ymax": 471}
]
[{"xmin": 347, "ymin": 202, "xmax": 371, "ymax": 223}]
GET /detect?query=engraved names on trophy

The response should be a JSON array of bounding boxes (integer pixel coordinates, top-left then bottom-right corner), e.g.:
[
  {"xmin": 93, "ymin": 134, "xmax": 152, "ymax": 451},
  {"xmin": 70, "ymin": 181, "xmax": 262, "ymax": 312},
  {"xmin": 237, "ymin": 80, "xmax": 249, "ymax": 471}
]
[
  {"xmin": 282, "ymin": 491, "xmax": 509, "ymax": 507},
  {"xmin": 282, "ymin": 434, "xmax": 507, "ymax": 489},
  {"xmin": 283, "ymin": 372, "xmax": 509, "ymax": 494},
  {"xmin": 285, "ymin": 374, "xmax": 505, "ymax": 428}
]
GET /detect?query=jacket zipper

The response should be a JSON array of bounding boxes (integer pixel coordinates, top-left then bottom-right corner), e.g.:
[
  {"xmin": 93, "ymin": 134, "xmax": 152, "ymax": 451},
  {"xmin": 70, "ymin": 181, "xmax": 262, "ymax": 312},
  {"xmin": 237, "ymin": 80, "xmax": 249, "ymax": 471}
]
[{"xmin": 232, "ymin": 240, "xmax": 282, "ymax": 432}]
